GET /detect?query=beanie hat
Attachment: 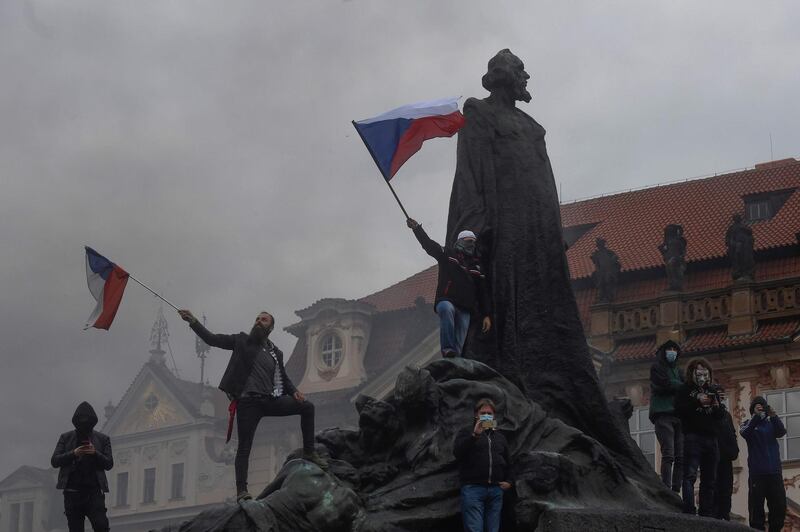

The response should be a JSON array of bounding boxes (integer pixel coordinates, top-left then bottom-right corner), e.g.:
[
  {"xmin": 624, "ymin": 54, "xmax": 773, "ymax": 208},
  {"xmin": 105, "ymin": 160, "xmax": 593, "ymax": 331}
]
[
  {"xmin": 457, "ymin": 230, "xmax": 477, "ymax": 240},
  {"xmin": 750, "ymin": 396, "xmax": 768, "ymax": 415}
]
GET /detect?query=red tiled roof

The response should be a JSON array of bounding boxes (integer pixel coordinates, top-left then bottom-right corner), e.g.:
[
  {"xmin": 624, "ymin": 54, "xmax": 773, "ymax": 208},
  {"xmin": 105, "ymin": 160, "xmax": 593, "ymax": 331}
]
[
  {"xmin": 356, "ymin": 160, "xmax": 800, "ymax": 314},
  {"xmin": 561, "ymin": 159, "xmax": 800, "ymax": 279},
  {"xmin": 612, "ymin": 319, "xmax": 800, "ymax": 362},
  {"xmin": 358, "ymin": 266, "xmax": 437, "ymax": 312}
]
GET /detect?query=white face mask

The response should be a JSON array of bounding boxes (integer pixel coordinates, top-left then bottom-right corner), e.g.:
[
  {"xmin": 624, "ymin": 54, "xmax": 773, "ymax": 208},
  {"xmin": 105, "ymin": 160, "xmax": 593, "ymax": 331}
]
[
  {"xmin": 695, "ymin": 368, "xmax": 710, "ymax": 387},
  {"xmin": 665, "ymin": 350, "xmax": 678, "ymax": 363},
  {"xmin": 479, "ymin": 413, "xmax": 494, "ymax": 422}
]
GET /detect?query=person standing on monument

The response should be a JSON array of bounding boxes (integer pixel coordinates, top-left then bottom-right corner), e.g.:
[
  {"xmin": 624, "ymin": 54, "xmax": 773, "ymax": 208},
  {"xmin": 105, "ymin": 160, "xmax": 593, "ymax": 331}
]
[
  {"xmin": 178, "ymin": 309, "xmax": 327, "ymax": 501},
  {"xmin": 406, "ymin": 218, "xmax": 491, "ymax": 357},
  {"xmin": 740, "ymin": 396, "xmax": 787, "ymax": 531},
  {"xmin": 675, "ymin": 358, "xmax": 724, "ymax": 516},
  {"xmin": 453, "ymin": 398, "xmax": 512, "ymax": 532},
  {"xmin": 51, "ymin": 402, "xmax": 113, "ymax": 532},
  {"xmin": 649, "ymin": 340, "xmax": 685, "ymax": 492}
]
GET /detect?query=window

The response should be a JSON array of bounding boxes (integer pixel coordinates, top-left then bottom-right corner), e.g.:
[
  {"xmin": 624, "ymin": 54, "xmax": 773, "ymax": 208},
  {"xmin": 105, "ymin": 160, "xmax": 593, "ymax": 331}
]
[
  {"xmin": 744, "ymin": 188, "xmax": 795, "ymax": 222},
  {"xmin": 629, "ymin": 407, "xmax": 656, "ymax": 468},
  {"xmin": 21, "ymin": 502, "xmax": 33, "ymax": 532},
  {"xmin": 143, "ymin": 468, "xmax": 156, "ymax": 503},
  {"xmin": 170, "ymin": 463, "xmax": 185, "ymax": 500},
  {"xmin": 116, "ymin": 472, "xmax": 129, "ymax": 507},
  {"xmin": 320, "ymin": 334, "xmax": 343, "ymax": 368},
  {"xmin": 9, "ymin": 503, "xmax": 19, "ymax": 532},
  {"xmin": 747, "ymin": 200, "xmax": 771, "ymax": 221},
  {"xmin": 764, "ymin": 388, "xmax": 800, "ymax": 461}
]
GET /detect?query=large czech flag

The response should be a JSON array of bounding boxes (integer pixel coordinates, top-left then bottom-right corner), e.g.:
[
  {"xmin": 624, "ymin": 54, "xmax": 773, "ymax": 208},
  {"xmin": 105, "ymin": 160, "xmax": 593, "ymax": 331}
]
[
  {"xmin": 84, "ymin": 247, "xmax": 129, "ymax": 330},
  {"xmin": 353, "ymin": 96, "xmax": 465, "ymax": 180}
]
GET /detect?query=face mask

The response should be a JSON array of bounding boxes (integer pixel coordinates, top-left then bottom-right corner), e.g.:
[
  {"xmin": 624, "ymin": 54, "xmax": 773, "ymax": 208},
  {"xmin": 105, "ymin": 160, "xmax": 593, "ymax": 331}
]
[
  {"xmin": 665, "ymin": 350, "xmax": 678, "ymax": 363},
  {"xmin": 455, "ymin": 239, "xmax": 476, "ymax": 256},
  {"xmin": 479, "ymin": 413, "xmax": 494, "ymax": 422},
  {"xmin": 695, "ymin": 369, "xmax": 710, "ymax": 387}
]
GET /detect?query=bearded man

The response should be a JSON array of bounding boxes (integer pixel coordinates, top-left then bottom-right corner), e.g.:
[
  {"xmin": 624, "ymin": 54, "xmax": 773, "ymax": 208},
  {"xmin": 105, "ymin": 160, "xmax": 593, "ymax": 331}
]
[{"xmin": 179, "ymin": 309, "xmax": 326, "ymax": 501}]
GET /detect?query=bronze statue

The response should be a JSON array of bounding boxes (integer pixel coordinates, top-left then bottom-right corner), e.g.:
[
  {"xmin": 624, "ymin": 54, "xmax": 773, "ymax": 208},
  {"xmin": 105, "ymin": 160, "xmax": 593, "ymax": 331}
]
[
  {"xmin": 446, "ymin": 49, "xmax": 635, "ymax": 460},
  {"xmin": 726, "ymin": 214, "xmax": 755, "ymax": 282},
  {"xmin": 591, "ymin": 238, "xmax": 621, "ymax": 302},
  {"xmin": 659, "ymin": 224, "xmax": 687, "ymax": 291}
]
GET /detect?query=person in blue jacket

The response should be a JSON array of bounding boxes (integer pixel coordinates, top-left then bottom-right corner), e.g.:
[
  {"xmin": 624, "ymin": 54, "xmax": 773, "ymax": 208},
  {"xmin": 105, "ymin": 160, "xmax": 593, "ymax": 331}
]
[{"xmin": 740, "ymin": 396, "xmax": 787, "ymax": 531}]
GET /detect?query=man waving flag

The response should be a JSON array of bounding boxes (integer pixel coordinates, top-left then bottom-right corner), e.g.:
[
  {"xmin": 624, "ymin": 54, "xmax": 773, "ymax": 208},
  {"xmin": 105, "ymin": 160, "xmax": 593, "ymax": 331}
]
[{"xmin": 84, "ymin": 247, "xmax": 129, "ymax": 330}]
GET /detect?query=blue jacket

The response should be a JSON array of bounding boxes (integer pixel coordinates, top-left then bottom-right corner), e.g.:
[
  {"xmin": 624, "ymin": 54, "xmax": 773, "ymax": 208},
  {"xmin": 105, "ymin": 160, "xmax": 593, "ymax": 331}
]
[{"xmin": 740, "ymin": 414, "xmax": 786, "ymax": 476}]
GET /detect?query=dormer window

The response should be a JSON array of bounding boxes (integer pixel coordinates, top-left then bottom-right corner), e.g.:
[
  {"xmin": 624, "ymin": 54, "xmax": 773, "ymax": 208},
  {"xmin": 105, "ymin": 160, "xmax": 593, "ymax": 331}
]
[
  {"xmin": 744, "ymin": 188, "xmax": 795, "ymax": 222},
  {"xmin": 320, "ymin": 333, "xmax": 343, "ymax": 368}
]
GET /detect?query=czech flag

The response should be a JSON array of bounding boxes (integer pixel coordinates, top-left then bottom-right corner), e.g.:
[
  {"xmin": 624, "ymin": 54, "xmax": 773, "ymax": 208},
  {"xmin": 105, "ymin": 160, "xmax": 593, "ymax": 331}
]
[
  {"xmin": 84, "ymin": 247, "xmax": 129, "ymax": 330},
  {"xmin": 353, "ymin": 96, "xmax": 465, "ymax": 181}
]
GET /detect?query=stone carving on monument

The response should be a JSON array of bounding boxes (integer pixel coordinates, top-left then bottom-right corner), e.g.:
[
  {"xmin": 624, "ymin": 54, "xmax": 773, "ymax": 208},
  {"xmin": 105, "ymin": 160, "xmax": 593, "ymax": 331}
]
[
  {"xmin": 659, "ymin": 224, "xmax": 687, "ymax": 291},
  {"xmin": 591, "ymin": 238, "xmax": 621, "ymax": 303},
  {"xmin": 726, "ymin": 213, "xmax": 755, "ymax": 282},
  {"xmin": 163, "ymin": 50, "xmax": 751, "ymax": 531}
]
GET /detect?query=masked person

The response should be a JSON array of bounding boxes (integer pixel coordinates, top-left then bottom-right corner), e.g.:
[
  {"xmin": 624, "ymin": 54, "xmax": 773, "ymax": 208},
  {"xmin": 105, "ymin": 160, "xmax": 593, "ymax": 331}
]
[
  {"xmin": 179, "ymin": 309, "xmax": 327, "ymax": 501},
  {"xmin": 453, "ymin": 398, "xmax": 512, "ymax": 532},
  {"xmin": 51, "ymin": 402, "xmax": 113, "ymax": 532},
  {"xmin": 407, "ymin": 218, "xmax": 491, "ymax": 357},
  {"xmin": 740, "ymin": 396, "xmax": 787, "ymax": 531},
  {"xmin": 649, "ymin": 340, "xmax": 685, "ymax": 492},
  {"xmin": 675, "ymin": 358, "xmax": 724, "ymax": 516}
]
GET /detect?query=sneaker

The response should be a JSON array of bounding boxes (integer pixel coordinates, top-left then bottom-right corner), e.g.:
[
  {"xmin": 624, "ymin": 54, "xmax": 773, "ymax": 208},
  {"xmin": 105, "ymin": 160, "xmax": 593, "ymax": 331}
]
[
  {"xmin": 442, "ymin": 350, "xmax": 457, "ymax": 358},
  {"xmin": 303, "ymin": 451, "xmax": 329, "ymax": 471},
  {"xmin": 236, "ymin": 490, "xmax": 252, "ymax": 502}
]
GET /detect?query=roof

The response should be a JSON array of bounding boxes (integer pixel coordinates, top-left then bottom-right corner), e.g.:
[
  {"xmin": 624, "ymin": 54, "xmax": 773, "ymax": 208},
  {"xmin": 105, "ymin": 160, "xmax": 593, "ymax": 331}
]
[
  {"xmin": 561, "ymin": 158, "xmax": 800, "ymax": 279},
  {"xmin": 0, "ymin": 465, "xmax": 54, "ymax": 491},
  {"xmin": 612, "ymin": 318, "xmax": 800, "ymax": 362},
  {"xmin": 358, "ymin": 266, "xmax": 437, "ymax": 312}
]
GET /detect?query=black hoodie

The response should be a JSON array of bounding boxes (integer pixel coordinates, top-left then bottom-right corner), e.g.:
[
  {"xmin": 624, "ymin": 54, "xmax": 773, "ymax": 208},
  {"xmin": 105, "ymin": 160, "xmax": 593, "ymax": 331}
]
[{"xmin": 51, "ymin": 402, "xmax": 113, "ymax": 491}]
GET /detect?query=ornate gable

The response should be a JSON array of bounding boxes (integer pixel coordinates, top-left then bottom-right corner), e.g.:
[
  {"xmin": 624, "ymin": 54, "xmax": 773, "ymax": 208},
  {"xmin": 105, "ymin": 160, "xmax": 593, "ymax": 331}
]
[{"xmin": 104, "ymin": 364, "xmax": 196, "ymax": 436}]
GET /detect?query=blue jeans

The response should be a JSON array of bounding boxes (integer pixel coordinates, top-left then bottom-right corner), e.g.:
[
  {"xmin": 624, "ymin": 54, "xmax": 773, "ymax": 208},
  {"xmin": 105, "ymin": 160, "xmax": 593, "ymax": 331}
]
[
  {"xmin": 436, "ymin": 300, "xmax": 471, "ymax": 356},
  {"xmin": 460, "ymin": 484, "xmax": 503, "ymax": 532}
]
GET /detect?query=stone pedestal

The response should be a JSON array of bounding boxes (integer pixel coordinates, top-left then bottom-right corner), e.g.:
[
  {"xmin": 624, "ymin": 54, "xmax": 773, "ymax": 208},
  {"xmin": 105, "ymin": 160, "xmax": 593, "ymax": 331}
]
[
  {"xmin": 657, "ymin": 294, "xmax": 684, "ymax": 345},
  {"xmin": 589, "ymin": 303, "xmax": 614, "ymax": 352},
  {"xmin": 538, "ymin": 508, "xmax": 750, "ymax": 531}
]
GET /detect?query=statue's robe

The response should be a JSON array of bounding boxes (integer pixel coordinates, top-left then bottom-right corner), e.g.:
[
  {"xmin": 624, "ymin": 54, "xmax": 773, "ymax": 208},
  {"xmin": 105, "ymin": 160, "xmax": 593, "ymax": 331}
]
[{"xmin": 447, "ymin": 96, "xmax": 633, "ymax": 458}]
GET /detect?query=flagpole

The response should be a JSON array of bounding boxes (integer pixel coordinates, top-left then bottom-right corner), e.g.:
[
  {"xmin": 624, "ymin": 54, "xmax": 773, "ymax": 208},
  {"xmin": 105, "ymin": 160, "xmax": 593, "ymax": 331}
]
[
  {"xmin": 127, "ymin": 274, "xmax": 180, "ymax": 311},
  {"xmin": 352, "ymin": 120, "xmax": 410, "ymax": 220}
]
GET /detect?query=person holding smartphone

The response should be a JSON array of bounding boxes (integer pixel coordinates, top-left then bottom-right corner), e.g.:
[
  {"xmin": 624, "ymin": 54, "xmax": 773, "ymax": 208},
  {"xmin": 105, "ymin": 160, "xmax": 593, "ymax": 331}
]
[
  {"xmin": 740, "ymin": 396, "xmax": 787, "ymax": 531},
  {"xmin": 453, "ymin": 398, "xmax": 512, "ymax": 532},
  {"xmin": 51, "ymin": 402, "xmax": 113, "ymax": 532}
]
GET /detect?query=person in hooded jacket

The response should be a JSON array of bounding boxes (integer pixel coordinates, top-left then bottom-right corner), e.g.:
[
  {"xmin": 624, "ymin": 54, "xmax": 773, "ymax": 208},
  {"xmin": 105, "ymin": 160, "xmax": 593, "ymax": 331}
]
[
  {"xmin": 407, "ymin": 218, "xmax": 491, "ymax": 357},
  {"xmin": 675, "ymin": 358, "xmax": 724, "ymax": 517},
  {"xmin": 51, "ymin": 402, "xmax": 113, "ymax": 532},
  {"xmin": 453, "ymin": 398, "xmax": 513, "ymax": 532},
  {"xmin": 649, "ymin": 339, "xmax": 685, "ymax": 492},
  {"xmin": 713, "ymin": 402, "xmax": 739, "ymax": 520},
  {"xmin": 740, "ymin": 396, "xmax": 787, "ymax": 531}
]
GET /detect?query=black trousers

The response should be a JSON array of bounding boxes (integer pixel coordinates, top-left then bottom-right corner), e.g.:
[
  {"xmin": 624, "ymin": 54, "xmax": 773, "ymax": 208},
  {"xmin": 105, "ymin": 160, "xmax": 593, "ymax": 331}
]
[
  {"xmin": 235, "ymin": 394, "xmax": 315, "ymax": 491},
  {"xmin": 63, "ymin": 490, "xmax": 109, "ymax": 532},
  {"xmin": 748, "ymin": 473, "xmax": 786, "ymax": 531},
  {"xmin": 682, "ymin": 433, "xmax": 718, "ymax": 516},
  {"xmin": 713, "ymin": 459, "xmax": 733, "ymax": 520},
  {"xmin": 654, "ymin": 414, "xmax": 684, "ymax": 491}
]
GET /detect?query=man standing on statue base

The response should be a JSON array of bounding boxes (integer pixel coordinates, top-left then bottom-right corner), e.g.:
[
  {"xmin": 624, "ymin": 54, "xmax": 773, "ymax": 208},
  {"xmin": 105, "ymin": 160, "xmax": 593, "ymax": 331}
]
[
  {"xmin": 407, "ymin": 217, "xmax": 491, "ymax": 357},
  {"xmin": 179, "ymin": 309, "xmax": 327, "ymax": 501}
]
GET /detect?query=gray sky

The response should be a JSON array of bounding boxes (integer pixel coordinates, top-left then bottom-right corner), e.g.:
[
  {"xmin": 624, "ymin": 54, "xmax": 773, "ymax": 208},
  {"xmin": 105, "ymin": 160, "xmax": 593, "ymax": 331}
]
[{"xmin": 1, "ymin": 1, "xmax": 799, "ymax": 479}]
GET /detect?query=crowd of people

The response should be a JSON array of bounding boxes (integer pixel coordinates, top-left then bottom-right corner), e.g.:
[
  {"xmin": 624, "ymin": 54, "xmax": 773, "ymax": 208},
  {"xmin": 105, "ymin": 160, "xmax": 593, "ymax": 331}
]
[{"xmin": 650, "ymin": 339, "xmax": 788, "ymax": 531}]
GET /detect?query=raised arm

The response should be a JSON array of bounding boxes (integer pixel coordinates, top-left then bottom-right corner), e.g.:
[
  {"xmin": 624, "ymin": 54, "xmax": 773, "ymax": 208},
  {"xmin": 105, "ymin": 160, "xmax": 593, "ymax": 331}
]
[
  {"xmin": 178, "ymin": 310, "xmax": 236, "ymax": 350},
  {"xmin": 407, "ymin": 219, "xmax": 445, "ymax": 262}
]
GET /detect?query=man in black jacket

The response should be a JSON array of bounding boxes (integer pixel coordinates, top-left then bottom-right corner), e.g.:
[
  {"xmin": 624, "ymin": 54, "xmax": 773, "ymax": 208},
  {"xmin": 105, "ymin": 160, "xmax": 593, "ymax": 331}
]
[
  {"xmin": 675, "ymin": 358, "xmax": 724, "ymax": 517},
  {"xmin": 407, "ymin": 218, "xmax": 491, "ymax": 357},
  {"xmin": 453, "ymin": 398, "xmax": 512, "ymax": 532},
  {"xmin": 179, "ymin": 309, "xmax": 326, "ymax": 501},
  {"xmin": 51, "ymin": 402, "xmax": 113, "ymax": 532}
]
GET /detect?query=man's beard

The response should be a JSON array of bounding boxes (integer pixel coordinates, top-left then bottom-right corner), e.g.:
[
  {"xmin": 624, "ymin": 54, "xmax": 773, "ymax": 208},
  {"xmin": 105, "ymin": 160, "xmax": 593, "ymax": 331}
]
[
  {"xmin": 249, "ymin": 324, "xmax": 270, "ymax": 343},
  {"xmin": 516, "ymin": 84, "xmax": 532, "ymax": 103}
]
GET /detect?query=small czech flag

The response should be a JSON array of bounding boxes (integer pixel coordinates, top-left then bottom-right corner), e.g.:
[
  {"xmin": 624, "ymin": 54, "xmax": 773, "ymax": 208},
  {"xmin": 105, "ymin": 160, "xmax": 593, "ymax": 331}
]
[
  {"xmin": 353, "ymin": 96, "xmax": 465, "ymax": 181},
  {"xmin": 84, "ymin": 247, "xmax": 129, "ymax": 330}
]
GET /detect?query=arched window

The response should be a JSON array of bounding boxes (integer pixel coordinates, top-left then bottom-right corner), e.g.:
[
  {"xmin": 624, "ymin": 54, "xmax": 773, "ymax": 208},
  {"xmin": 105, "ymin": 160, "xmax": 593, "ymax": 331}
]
[{"xmin": 320, "ymin": 333, "xmax": 343, "ymax": 368}]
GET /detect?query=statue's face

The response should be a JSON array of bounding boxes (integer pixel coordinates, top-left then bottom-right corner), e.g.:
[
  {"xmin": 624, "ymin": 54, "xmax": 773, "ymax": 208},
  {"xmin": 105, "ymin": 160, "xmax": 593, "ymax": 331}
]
[{"xmin": 504, "ymin": 56, "xmax": 532, "ymax": 103}]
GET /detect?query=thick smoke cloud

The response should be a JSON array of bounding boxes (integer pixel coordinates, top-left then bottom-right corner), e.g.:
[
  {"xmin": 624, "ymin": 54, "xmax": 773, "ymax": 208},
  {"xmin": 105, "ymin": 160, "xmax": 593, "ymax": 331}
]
[{"xmin": 1, "ymin": 0, "xmax": 798, "ymax": 478}]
